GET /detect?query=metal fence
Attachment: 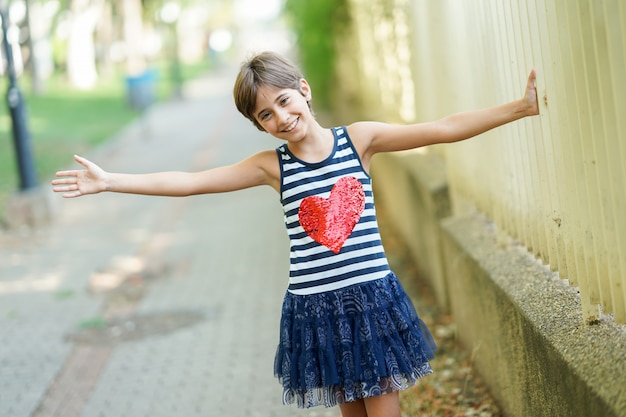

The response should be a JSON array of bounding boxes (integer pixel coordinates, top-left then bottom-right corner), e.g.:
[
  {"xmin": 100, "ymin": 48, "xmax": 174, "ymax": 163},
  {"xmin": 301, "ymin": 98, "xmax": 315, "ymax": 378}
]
[{"xmin": 337, "ymin": 0, "xmax": 626, "ymax": 323}]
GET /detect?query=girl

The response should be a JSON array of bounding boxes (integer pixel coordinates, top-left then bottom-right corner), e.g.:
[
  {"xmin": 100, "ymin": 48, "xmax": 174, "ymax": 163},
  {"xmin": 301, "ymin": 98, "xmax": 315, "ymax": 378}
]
[{"xmin": 52, "ymin": 51, "xmax": 539, "ymax": 417}]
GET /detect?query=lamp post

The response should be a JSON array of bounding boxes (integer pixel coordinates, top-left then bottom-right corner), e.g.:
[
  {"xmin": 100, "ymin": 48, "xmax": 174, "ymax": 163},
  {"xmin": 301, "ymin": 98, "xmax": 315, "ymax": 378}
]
[{"xmin": 1, "ymin": 3, "xmax": 37, "ymax": 190}]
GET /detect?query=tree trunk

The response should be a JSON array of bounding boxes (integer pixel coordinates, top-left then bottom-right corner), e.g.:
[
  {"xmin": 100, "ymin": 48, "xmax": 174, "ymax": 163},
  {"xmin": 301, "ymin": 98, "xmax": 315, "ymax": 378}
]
[
  {"xmin": 66, "ymin": 0, "xmax": 100, "ymax": 89},
  {"xmin": 121, "ymin": 0, "xmax": 145, "ymax": 76}
]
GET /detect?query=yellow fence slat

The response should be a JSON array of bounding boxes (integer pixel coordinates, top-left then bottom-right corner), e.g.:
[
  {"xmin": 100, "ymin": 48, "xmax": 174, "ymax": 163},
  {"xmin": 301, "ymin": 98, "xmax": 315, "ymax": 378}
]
[
  {"xmin": 543, "ymin": 0, "xmax": 582, "ymax": 286},
  {"xmin": 530, "ymin": 0, "xmax": 569, "ymax": 276},
  {"xmin": 591, "ymin": 0, "xmax": 626, "ymax": 322},
  {"xmin": 556, "ymin": 1, "xmax": 598, "ymax": 317},
  {"xmin": 606, "ymin": 0, "xmax": 626, "ymax": 321},
  {"xmin": 563, "ymin": 1, "xmax": 603, "ymax": 316},
  {"xmin": 522, "ymin": 0, "xmax": 560, "ymax": 271},
  {"xmin": 578, "ymin": 0, "xmax": 615, "ymax": 314}
]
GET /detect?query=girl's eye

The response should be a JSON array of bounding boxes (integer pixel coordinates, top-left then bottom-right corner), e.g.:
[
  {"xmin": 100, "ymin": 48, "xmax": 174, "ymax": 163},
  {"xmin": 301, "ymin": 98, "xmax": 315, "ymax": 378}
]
[
  {"xmin": 280, "ymin": 97, "xmax": 289, "ymax": 105},
  {"xmin": 260, "ymin": 112, "xmax": 271, "ymax": 121}
]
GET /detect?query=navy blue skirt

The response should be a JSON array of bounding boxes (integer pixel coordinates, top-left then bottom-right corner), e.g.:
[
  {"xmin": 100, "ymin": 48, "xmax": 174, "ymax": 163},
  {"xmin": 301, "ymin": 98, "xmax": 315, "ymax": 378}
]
[{"xmin": 274, "ymin": 272, "xmax": 436, "ymax": 408}]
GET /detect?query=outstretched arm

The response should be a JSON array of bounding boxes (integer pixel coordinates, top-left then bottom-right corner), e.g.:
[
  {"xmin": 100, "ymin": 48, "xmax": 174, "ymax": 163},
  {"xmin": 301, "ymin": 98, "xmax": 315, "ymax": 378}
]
[
  {"xmin": 51, "ymin": 152, "xmax": 280, "ymax": 198},
  {"xmin": 351, "ymin": 69, "xmax": 539, "ymax": 161}
]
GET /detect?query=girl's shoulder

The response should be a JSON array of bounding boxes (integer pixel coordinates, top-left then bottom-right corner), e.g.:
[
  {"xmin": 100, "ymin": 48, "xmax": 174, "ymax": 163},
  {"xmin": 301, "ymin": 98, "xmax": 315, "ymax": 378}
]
[
  {"xmin": 345, "ymin": 121, "xmax": 385, "ymax": 158},
  {"xmin": 253, "ymin": 149, "xmax": 281, "ymax": 172},
  {"xmin": 244, "ymin": 149, "xmax": 281, "ymax": 192},
  {"xmin": 346, "ymin": 121, "xmax": 374, "ymax": 137},
  {"xmin": 346, "ymin": 120, "xmax": 394, "ymax": 137},
  {"xmin": 346, "ymin": 121, "xmax": 394, "ymax": 145}
]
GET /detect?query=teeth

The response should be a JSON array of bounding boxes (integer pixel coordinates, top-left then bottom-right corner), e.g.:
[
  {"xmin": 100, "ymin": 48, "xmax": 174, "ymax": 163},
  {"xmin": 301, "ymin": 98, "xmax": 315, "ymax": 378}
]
[{"xmin": 285, "ymin": 118, "xmax": 298, "ymax": 132}]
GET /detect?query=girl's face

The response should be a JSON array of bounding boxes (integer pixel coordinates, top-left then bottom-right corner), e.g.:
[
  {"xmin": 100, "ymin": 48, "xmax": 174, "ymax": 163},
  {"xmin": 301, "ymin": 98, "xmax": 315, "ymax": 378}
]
[{"xmin": 253, "ymin": 79, "xmax": 313, "ymax": 142}]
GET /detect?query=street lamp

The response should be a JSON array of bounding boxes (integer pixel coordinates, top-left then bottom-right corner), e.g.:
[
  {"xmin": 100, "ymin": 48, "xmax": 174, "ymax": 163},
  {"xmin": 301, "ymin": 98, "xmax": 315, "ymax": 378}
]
[{"xmin": 1, "ymin": 2, "xmax": 37, "ymax": 190}]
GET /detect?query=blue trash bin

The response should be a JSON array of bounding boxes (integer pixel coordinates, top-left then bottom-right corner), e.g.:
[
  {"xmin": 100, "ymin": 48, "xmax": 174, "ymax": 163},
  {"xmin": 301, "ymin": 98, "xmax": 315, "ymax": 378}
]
[{"xmin": 125, "ymin": 69, "xmax": 157, "ymax": 110}]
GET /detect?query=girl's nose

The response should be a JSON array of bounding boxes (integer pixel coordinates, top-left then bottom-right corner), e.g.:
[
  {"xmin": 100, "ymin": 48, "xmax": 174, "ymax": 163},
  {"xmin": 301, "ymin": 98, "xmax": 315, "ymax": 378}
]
[{"xmin": 276, "ymin": 109, "xmax": 289, "ymax": 124}]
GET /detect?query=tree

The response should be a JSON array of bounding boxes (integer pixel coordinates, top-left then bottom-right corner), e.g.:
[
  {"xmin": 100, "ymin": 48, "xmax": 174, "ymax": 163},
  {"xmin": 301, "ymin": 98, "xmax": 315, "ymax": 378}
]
[{"xmin": 66, "ymin": 0, "xmax": 101, "ymax": 89}]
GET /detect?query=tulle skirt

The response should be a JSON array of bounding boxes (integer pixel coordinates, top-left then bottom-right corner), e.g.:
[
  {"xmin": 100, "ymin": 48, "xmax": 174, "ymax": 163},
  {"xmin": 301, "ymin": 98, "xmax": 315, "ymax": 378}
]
[{"xmin": 274, "ymin": 272, "xmax": 436, "ymax": 408}]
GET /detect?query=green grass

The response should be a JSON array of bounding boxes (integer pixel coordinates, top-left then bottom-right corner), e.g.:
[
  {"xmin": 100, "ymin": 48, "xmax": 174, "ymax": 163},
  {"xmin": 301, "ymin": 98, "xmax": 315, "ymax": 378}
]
[
  {"xmin": 284, "ymin": 0, "xmax": 350, "ymax": 110},
  {"xmin": 0, "ymin": 59, "xmax": 212, "ymax": 222}
]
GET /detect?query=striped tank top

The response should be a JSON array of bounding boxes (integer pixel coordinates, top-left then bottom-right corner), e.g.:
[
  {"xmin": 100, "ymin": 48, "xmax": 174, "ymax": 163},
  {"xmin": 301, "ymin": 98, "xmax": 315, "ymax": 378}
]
[{"xmin": 277, "ymin": 126, "xmax": 391, "ymax": 295}]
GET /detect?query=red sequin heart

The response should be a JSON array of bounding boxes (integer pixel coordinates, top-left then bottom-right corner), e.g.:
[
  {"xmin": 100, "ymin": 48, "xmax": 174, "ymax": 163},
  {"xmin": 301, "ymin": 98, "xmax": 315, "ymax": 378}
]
[{"xmin": 298, "ymin": 176, "xmax": 365, "ymax": 254}]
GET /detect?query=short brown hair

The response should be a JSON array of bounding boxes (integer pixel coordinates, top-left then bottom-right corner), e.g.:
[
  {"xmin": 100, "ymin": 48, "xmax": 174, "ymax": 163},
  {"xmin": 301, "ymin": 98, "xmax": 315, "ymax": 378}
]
[{"xmin": 233, "ymin": 51, "xmax": 309, "ymax": 131}]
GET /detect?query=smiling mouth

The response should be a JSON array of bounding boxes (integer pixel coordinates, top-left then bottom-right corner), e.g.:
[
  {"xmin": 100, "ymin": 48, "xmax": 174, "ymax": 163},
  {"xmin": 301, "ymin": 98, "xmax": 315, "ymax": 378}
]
[{"xmin": 283, "ymin": 117, "xmax": 299, "ymax": 132}]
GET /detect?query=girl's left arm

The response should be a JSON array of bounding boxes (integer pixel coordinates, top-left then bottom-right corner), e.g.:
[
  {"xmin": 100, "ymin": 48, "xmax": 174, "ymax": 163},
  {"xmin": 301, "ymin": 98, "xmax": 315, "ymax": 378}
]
[{"xmin": 351, "ymin": 69, "xmax": 539, "ymax": 163}]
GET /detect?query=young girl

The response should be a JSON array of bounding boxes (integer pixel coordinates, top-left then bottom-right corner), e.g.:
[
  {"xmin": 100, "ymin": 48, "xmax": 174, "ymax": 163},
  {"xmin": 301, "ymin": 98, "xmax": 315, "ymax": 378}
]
[{"xmin": 52, "ymin": 51, "xmax": 539, "ymax": 417}]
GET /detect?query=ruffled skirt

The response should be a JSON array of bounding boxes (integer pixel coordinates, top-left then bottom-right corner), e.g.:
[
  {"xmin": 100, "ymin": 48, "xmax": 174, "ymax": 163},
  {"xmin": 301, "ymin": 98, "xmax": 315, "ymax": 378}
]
[{"xmin": 274, "ymin": 272, "xmax": 436, "ymax": 408}]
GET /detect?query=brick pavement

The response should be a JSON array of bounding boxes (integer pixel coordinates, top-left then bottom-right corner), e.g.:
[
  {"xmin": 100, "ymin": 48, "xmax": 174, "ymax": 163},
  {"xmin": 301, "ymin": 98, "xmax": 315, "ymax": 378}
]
[{"xmin": 0, "ymin": 71, "xmax": 340, "ymax": 417}]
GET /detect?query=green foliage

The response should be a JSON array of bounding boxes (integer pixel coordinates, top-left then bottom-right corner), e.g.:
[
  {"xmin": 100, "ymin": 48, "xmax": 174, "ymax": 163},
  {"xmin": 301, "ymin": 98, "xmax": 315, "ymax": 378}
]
[
  {"xmin": 0, "ymin": 59, "xmax": 211, "ymax": 221},
  {"xmin": 54, "ymin": 289, "xmax": 76, "ymax": 300},
  {"xmin": 284, "ymin": 0, "xmax": 350, "ymax": 110},
  {"xmin": 78, "ymin": 316, "xmax": 108, "ymax": 329},
  {"xmin": 0, "ymin": 71, "xmax": 136, "ymax": 220}
]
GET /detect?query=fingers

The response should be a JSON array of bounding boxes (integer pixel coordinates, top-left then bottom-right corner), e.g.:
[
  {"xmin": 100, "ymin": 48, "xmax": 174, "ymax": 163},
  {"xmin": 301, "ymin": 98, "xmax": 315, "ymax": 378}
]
[
  {"xmin": 51, "ymin": 171, "xmax": 80, "ymax": 196},
  {"xmin": 53, "ymin": 170, "xmax": 79, "ymax": 179},
  {"xmin": 52, "ymin": 155, "xmax": 92, "ymax": 174},
  {"xmin": 74, "ymin": 154, "xmax": 90, "ymax": 168},
  {"xmin": 50, "ymin": 180, "xmax": 77, "ymax": 191},
  {"xmin": 62, "ymin": 191, "xmax": 83, "ymax": 198},
  {"xmin": 53, "ymin": 156, "xmax": 90, "ymax": 183},
  {"xmin": 525, "ymin": 69, "xmax": 540, "ymax": 116},
  {"xmin": 51, "ymin": 178, "xmax": 76, "ymax": 187},
  {"xmin": 50, "ymin": 155, "xmax": 97, "ymax": 198},
  {"xmin": 51, "ymin": 183, "xmax": 82, "ymax": 198},
  {"xmin": 54, "ymin": 155, "xmax": 89, "ymax": 179},
  {"xmin": 524, "ymin": 69, "xmax": 536, "ymax": 92},
  {"xmin": 54, "ymin": 182, "xmax": 83, "ymax": 198},
  {"xmin": 528, "ymin": 69, "xmax": 537, "ymax": 89},
  {"xmin": 51, "ymin": 172, "xmax": 79, "ymax": 194},
  {"xmin": 55, "ymin": 189, "xmax": 82, "ymax": 198}
]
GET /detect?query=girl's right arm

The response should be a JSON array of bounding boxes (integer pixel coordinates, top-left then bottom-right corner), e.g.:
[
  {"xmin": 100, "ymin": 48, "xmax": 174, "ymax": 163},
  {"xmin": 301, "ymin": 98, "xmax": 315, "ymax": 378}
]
[{"xmin": 51, "ymin": 152, "xmax": 280, "ymax": 198}]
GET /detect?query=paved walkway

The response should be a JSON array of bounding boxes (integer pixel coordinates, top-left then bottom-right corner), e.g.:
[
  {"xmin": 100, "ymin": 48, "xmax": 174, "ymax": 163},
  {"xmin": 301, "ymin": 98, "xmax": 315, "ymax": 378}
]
[{"xmin": 0, "ymin": 70, "xmax": 340, "ymax": 417}]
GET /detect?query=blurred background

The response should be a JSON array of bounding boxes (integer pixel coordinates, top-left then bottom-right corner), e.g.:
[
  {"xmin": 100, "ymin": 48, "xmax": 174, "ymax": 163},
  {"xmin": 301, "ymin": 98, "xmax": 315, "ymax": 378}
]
[
  {"xmin": 0, "ymin": 0, "xmax": 292, "ymax": 220},
  {"xmin": 1, "ymin": 1, "xmax": 625, "ymax": 415},
  {"xmin": 2, "ymin": 0, "xmax": 625, "ymax": 327}
]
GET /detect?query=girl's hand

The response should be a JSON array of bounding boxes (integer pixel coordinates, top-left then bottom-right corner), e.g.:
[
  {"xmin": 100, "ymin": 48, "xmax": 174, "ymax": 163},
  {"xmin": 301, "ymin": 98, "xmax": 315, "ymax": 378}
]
[
  {"xmin": 51, "ymin": 155, "xmax": 107, "ymax": 198},
  {"xmin": 523, "ymin": 69, "xmax": 540, "ymax": 117}
]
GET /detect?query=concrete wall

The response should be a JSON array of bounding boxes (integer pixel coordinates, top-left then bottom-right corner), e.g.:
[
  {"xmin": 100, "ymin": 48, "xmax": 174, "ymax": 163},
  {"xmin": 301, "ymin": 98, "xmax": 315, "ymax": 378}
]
[
  {"xmin": 371, "ymin": 152, "xmax": 626, "ymax": 417},
  {"xmin": 371, "ymin": 152, "xmax": 450, "ymax": 311}
]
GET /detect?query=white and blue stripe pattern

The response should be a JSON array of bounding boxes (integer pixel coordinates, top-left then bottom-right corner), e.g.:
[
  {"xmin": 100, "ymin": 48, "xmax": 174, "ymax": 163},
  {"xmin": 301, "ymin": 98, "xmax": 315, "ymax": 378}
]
[{"xmin": 278, "ymin": 126, "xmax": 391, "ymax": 295}]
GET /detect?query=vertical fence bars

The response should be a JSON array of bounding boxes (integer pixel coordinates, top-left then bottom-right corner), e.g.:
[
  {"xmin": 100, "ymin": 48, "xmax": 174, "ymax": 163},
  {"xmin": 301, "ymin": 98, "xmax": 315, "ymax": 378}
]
[
  {"xmin": 340, "ymin": 0, "xmax": 625, "ymax": 323},
  {"xmin": 404, "ymin": 0, "xmax": 626, "ymax": 323}
]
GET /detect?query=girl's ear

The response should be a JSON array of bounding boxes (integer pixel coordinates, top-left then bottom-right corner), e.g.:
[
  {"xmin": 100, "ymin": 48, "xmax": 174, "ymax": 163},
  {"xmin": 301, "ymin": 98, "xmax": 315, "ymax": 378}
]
[{"xmin": 299, "ymin": 78, "xmax": 312, "ymax": 101}]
